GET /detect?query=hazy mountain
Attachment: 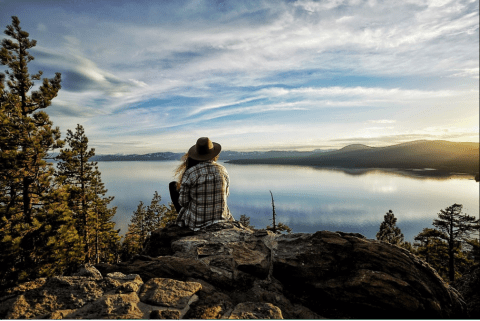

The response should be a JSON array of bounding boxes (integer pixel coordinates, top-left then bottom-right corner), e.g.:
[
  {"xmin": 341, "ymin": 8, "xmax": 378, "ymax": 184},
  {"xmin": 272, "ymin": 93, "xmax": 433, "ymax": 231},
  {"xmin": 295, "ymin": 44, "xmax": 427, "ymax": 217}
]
[
  {"xmin": 90, "ymin": 149, "xmax": 335, "ymax": 162},
  {"xmin": 227, "ymin": 140, "xmax": 480, "ymax": 175},
  {"xmin": 91, "ymin": 152, "xmax": 183, "ymax": 162}
]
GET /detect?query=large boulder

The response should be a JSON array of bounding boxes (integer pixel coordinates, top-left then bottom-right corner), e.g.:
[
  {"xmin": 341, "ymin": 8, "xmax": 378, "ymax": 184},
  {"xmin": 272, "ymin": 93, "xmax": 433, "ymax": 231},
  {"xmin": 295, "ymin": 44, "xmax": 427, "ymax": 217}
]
[
  {"xmin": 100, "ymin": 222, "xmax": 275, "ymax": 289},
  {"xmin": 96, "ymin": 256, "xmax": 232, "ymax": 289},
  {"xmin": 170, "ymin": 224, "xmax": 274, "ymax": 281},
  {"xmin": 272, "ymin": 231, "xmax": 467, "ymax": 319},
  {"xmin": 0, "ymin": 226, "xmax": 469, "ymax": 319}
]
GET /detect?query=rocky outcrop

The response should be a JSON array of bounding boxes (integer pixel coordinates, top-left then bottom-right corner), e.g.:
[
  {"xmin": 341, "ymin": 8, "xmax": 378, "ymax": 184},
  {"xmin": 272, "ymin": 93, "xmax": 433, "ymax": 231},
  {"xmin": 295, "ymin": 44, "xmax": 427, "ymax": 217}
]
[
  {"xmin": 0, "ymin": 270, "xmax": 202, "ymax": 319},
  {"xmin": 0, "ymin": 223, "xmax": 468, "ymax": 319},
  {"xmin": 229, "ymin": 302, "xmax": 283, "ymax": 319},
  {"xmin": 272, "ymin": 231, "xmax": 466, "ymax": 318}
]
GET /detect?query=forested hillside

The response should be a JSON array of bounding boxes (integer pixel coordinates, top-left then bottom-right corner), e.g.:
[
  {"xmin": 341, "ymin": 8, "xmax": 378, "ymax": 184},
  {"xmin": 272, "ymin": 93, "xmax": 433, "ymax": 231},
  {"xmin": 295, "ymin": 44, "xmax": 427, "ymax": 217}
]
[{"xmin": 228, "ymin": 140, "xmax": 480, "ymax": 175}]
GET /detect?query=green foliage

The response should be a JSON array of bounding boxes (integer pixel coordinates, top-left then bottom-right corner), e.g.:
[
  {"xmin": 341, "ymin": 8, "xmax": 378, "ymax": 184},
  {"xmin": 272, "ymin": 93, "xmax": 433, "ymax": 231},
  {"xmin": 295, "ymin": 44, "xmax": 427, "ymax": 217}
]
[
  {"xmin": 120, "ymin": 192, "xmax": 177, "ymax": 261},
  {"xmin": 400, "ymin": 241, "xmax": 415, "ymax": 253},
  {"xmin": 28, "ymin": 184, "xmax": 84, "ymax": 279},
  {"xmin": 239, "ymin": 214, "xmax": 255, "ymax": 229},
  {"xmin": 0, "ymin": 16, "xmax": 66, "ymax": 289},
  {"xmin": 466, "ymin": 239, "xmax": 480, "ymax": 264},
  {"xmin": 414, "ymin": 228, "xmax": 450, "ymax": 279},
  {"xmin": 432, "ymin": 203, "xmax": 477, "ymax": 281},
  {"xmin": 414, "ymin": 206, "xmax": 478, "ymax": 283},
  {"xmin": 88, "ymin": 172, "xmax": 120, "ymax": 264},
  {"xmin": 56, "ymin": 124, "xmax": 120, "ymax": 263},
  {"xmin": 267, "ymin": 221, "xmax": 292, "ymax": 234},
  {"xmin": 0, "ymin": 18, "xmax": 120, "ymax": 289},
  {"xmin": 376, "ymin": 210, "xmax": 404, "ymax": 245}
]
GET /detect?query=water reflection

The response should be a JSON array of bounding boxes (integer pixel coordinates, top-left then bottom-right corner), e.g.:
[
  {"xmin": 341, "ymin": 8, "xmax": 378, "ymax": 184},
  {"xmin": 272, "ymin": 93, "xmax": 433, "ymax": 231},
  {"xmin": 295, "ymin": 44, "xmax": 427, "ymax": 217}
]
[
  {"xmin": 267, "ymin": 165, "xmax": 477, "ymax": 181},
  {"xmin": 96, "ymin": 161, "xmax": 479, "ymax": 243}
]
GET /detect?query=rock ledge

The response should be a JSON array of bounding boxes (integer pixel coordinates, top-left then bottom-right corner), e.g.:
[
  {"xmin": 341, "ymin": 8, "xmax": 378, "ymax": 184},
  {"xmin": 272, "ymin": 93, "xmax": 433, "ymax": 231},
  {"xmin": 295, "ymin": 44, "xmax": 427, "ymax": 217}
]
[{"xmin": 0, "ymin": 223, "xmax": 468, "ymax": 319}]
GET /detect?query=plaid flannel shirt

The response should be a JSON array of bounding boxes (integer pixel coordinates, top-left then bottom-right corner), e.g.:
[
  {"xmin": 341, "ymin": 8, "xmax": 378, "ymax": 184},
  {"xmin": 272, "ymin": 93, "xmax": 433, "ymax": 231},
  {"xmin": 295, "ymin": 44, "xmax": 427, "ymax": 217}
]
[{"xmin": 178, "ymin": 160, "xmax": 233, "ymax": 230}]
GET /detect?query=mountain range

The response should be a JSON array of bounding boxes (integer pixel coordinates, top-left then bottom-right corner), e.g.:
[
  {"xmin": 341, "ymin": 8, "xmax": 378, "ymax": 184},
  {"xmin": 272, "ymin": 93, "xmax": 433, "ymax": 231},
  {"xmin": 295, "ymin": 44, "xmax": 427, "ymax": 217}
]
[
  {"xmin": 90, "ymin": 149, "xmax": 333, "ymax": 162},
  {"xmin": 88, "ymin": 140, "xmax": 479, "ymax": 176},
  {"xmin": 226, "ymin": 140, "xmax": 479, "ymax": 176}
]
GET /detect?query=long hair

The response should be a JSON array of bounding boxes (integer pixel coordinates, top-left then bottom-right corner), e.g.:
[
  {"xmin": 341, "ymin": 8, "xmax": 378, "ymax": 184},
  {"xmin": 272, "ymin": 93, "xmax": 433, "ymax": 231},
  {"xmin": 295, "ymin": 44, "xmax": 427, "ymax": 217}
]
[{"xmin": 174, "ymin": 153, "xmax": 219, "ymax": 189}]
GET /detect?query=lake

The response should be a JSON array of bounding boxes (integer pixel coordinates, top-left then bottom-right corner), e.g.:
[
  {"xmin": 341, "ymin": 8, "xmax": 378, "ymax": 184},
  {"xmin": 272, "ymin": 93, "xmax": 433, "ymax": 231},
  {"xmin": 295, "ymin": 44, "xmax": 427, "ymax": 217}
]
[{"xmin": 96, "ymin": 161, "xmax": 479, "ymax": 242}]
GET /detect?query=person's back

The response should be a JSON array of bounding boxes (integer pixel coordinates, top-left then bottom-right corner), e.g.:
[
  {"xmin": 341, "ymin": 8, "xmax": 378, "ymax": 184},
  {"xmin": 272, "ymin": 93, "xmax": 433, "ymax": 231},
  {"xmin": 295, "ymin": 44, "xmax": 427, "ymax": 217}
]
[
  {"xmin": 178, "ymin": 160, "xmax": 232, "ymax": 229},
  {"xmin": 169, "ymin": 137, "xmax": 234, "ymax": 230}
]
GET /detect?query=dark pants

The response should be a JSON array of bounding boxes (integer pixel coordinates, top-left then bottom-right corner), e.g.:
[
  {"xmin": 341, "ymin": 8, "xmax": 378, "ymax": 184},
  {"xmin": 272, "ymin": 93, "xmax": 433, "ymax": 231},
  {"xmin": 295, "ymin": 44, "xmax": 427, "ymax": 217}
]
[{"xmin": 169, "ymin": 181, "xmax": 182, "ymax": 214}]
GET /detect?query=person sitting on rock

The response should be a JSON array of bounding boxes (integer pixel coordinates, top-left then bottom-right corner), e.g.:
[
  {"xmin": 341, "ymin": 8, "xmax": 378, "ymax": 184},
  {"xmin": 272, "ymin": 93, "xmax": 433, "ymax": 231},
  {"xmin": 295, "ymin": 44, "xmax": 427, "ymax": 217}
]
[{"xmin": 169, "ymin": 137, "xmax": 234, "ymax": 230}]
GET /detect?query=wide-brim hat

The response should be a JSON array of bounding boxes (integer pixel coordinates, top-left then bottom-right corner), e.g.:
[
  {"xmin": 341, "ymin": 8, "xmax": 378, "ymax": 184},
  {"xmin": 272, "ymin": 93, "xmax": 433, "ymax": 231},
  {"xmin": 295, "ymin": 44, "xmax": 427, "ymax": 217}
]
[{"xmin": 188, "ymin": 137, "xmax": 221, "ymax": 161}]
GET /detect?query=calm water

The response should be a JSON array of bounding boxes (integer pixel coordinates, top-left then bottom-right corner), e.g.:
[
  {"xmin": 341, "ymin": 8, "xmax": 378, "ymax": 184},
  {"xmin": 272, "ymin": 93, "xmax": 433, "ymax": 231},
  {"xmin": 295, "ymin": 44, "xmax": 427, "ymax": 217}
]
[{"xmin": 96, "ymin": 161, "xmax": 479, "ymax": 242}]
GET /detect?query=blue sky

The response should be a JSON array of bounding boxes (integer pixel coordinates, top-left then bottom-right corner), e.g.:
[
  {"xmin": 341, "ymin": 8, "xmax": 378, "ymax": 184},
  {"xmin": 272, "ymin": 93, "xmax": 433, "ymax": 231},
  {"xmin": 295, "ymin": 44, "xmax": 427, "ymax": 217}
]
[{"xmin": 1, "ymin": 0, "xmax": 478, "ymax": 154}]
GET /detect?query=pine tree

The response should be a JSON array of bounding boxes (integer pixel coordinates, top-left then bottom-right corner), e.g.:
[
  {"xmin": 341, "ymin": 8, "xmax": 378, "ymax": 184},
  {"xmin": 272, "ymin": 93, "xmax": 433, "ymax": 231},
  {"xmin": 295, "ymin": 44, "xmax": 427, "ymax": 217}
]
[
  {"xmin": 130, "ymin": 191, "xmax": 177, "ymax": 242},
  {"xmin": 376, "ymin": 210, "xmax": 404, "ymax": 245},
  {"xmin": 433, "ymin": 203, "xmax": 477, "ymax": 282},
  {"xmin": 414, "ymin": 227, "xmax": 451, "ymax": 279},
  {"xmin": 466, "ymin": 239, "xmax": 479, "ymax": 264},
  {"xmin": 120, "ymin": 192, "xmax": 177, "ymax": 261},
  {"xmin": 89, "ymin": 170, "xmax": 120, "ymax": 264},
  {"xmin": 414, "ymin": 223, "xmax": 476, "ymax": 282},
  {"xmin": 120, "ymin": 224, "xmax": 143, "ymax": 262},
  {"xmin": 120, "ymin": 201, "xmax": 147, "ymax": 262},
  {"xmin": 56, "ymin": 124, "xmax": 119, "ymax": 263},
  {"xmin": 0, "ymin": 16, "xmax": 62, "ymax": 222},
  {"xmin": 56, "ymin": 124, "xmax": 94, "ymax": 260},
  {"xmin": 28, "ymin": 184, "xmax": 84, "ymax": 279},
  {"xmin": 414, "ymin": 228, "xmax": 450, "ymax": 279},
  {"xmin": 0, "ymin": 16, "xmax": 68, "ymax": 287},
  {"xmin": 414, "ymin": 228, "xmax": 444, "ymax": 264},
  {"xmin": 147, "ymin": 193, "xmax": 177, "ymax": 229},
  {"xmin": 467, "ymin": 218, "xmax": 480, "ymax": 263},
  {"xmin": 131, "ymin": 201, "xmax": 148, "ymax": 245},
  {"xmin": 161, "ymin": 202, "xmax": 179, "ymax": 227},
  {"xmin": 239, "ymin": 214, "xmax": 255, "ymax": 229}
]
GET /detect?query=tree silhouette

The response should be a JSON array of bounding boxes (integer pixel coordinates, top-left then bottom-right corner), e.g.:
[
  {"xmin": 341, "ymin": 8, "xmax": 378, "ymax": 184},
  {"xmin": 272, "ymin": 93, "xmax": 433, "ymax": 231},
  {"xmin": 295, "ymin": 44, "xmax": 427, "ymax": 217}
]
[
  {"xmin": 433, "ymin": 203, "xmax": 477, "ymax": 282},
  {"xmin": 414, "ymin": 228, "xmax": 450, "ymax": 279},
  {"xmin": 266, "ymin": 191, "xmax": 291, "ymax": 234},
  {"xmin": 376, "ymin": 210, "xmax": 404, "ymax": 245}
]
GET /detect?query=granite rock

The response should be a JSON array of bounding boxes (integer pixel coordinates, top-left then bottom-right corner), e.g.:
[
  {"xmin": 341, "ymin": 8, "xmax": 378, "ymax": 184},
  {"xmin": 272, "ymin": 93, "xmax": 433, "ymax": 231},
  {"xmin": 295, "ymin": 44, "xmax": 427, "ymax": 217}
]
[
  {"xmin": 272, "ymin": 231, "xmax": 467, "ymax": 318},
  {"xmin": 228, "ymin": 302, "xmax": 283, "ymax": 319},
  {"xmin": 0, "ymin": 225, "xmax": 468, "ymax": 319},
  {"xmin": 138, "ymin": 278, "xmax": 202, "ymax": 308}
]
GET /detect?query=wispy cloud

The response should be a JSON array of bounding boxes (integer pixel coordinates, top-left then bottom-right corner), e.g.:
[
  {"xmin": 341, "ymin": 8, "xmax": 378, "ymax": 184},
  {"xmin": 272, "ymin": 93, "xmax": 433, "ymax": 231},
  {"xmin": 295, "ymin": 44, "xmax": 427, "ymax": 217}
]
[
  {"xmin": 1, "ymin": 0, "xmax": 477, "ymax": 153},
  {"xmin": 368, "ymin": 120, "xmax": 397, "ymax": 124}
]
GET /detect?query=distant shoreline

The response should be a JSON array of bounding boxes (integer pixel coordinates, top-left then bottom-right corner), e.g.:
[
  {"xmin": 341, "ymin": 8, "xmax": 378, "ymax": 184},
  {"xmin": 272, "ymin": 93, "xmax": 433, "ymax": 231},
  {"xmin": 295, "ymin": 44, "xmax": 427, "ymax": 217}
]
[
  {"xmin": 49, "ymin": 140, "xmax": 479, "ymax": 180},
  {"xmin": 225, "ymin": 163, "xmax": 478, "ymax": 180},
  {"xmin": 225, "ymin": 140, "xmax": 479, "ymax": 179}
]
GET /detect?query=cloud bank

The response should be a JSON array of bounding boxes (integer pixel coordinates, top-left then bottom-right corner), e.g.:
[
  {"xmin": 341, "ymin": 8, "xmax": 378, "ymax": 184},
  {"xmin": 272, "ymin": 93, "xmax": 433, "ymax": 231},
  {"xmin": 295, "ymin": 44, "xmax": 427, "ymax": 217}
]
[{"xmin": 1, "ymin": 0, "xmax": 478, "ymax": 153}]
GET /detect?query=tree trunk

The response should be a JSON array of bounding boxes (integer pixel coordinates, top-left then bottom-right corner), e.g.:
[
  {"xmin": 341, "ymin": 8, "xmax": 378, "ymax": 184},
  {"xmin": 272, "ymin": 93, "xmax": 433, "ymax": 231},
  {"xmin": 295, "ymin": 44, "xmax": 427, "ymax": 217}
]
[
  {"xmin": 448, "ymin": 223, "xmax": 455, "ymax": 282},
  {"xmin": 80, "ymin": 150, "xmax": 89, "ymax": 263},
  {"xmin": 23, "ymin": 177, "xmax": 32, "ymax": 223},
  {"xmin": 270, "ymin": 191, "xmax": 276, "ymax": 233}
]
